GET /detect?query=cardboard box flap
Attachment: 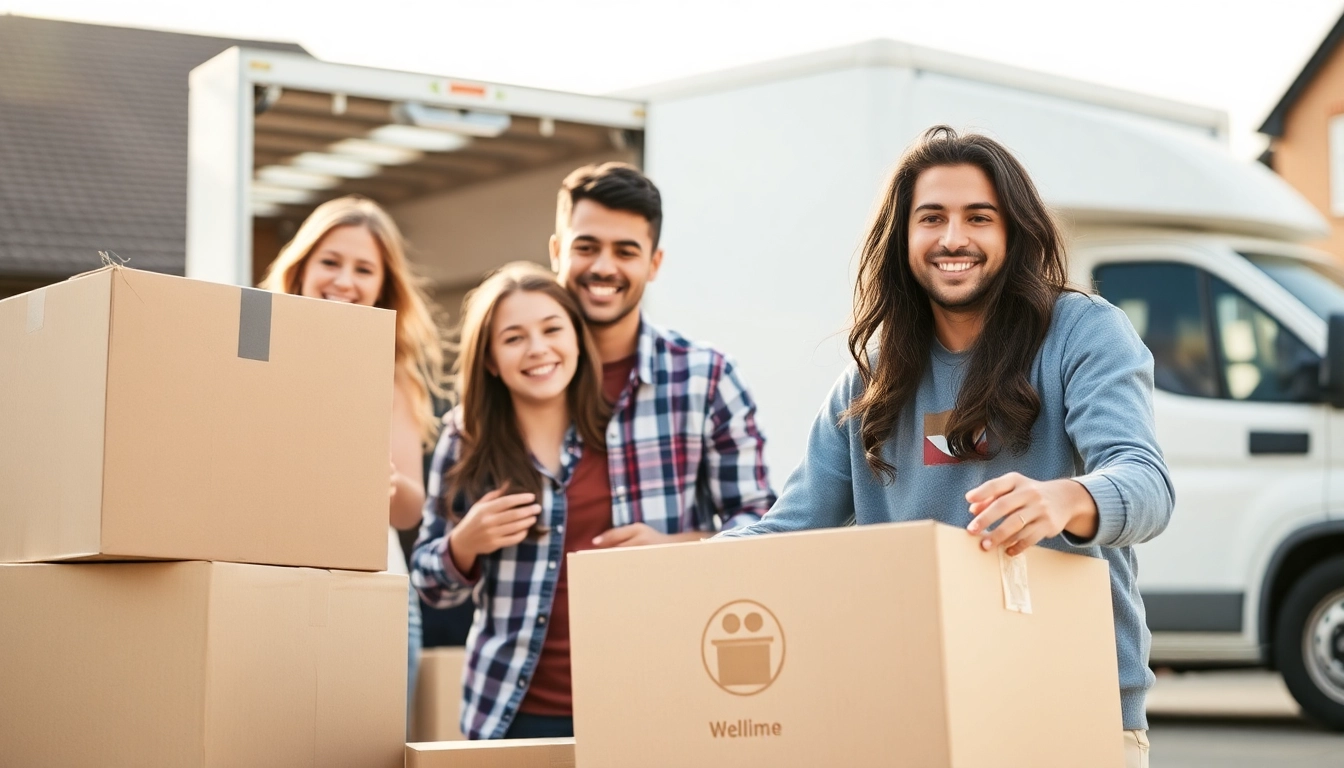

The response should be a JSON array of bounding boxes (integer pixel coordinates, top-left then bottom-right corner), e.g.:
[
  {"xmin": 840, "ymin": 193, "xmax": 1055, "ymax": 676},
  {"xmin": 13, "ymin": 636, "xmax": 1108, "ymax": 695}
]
[{"xmin": 64, "ymin": 263, "xmax": 117, "ymax": 282}]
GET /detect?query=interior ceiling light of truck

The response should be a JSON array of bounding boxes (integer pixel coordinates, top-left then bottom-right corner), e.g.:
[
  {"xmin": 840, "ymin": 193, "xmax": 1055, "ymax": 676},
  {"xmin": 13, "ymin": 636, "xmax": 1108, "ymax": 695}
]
[{"xmin": 248, "ymin": 86, "xmax": 637, "ymax": 247}]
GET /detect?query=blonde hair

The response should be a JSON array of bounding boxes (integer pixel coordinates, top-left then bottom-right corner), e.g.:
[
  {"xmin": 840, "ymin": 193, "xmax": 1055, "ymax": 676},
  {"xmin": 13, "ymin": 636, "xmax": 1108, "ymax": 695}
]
[{"xmin": 260, "ymin": 196, "xmax": 446, "ymax": 446}]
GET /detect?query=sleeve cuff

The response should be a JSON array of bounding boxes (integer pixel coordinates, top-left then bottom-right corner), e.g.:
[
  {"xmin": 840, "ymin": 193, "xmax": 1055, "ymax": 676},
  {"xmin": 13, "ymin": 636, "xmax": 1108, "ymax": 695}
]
[
  {"xmin": 720, "ymin": 511, "xmax": 762, "ymax": 533},
  {"xmin": 440, "ymin": 534, "xmax": 482, "ymax": 585},
  {"xmin": 1062, "ymin": 475, "xmax": 1126, "ymax": 548}
]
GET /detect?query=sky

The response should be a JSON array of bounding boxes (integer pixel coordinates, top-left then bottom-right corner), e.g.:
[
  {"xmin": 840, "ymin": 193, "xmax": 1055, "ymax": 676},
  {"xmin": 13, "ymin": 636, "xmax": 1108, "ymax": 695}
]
[{"xmin": 3, "ymin": 0, "xmax": 1342, "ymax": 160}]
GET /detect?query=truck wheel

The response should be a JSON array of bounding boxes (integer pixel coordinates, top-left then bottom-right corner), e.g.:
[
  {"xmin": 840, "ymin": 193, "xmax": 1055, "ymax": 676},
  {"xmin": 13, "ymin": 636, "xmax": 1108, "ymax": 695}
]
[{"xmin": 1274, "ymin": 556, "xmax": 1344, "ymax": 731}]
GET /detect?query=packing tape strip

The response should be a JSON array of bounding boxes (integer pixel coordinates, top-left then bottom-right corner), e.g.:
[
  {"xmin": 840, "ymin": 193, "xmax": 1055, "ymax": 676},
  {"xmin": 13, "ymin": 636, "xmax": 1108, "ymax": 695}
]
[
  {"xmin": 237, "ymin": 287, "xmax": 272, "ymax": 362},
  {"xmin": 26, "ymin": 288, "xmax": 46, "ymax": 333},
  {"xmin": 999, "ymin": 548, "xmax": 1032, "ymax": 614}
]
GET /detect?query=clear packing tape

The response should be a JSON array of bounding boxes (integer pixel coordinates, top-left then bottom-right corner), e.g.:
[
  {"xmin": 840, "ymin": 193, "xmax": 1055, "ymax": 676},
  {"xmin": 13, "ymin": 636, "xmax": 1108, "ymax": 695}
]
[{"xmin": 999, "ymin": 548, "xmax": 1032, "ymax": 614}]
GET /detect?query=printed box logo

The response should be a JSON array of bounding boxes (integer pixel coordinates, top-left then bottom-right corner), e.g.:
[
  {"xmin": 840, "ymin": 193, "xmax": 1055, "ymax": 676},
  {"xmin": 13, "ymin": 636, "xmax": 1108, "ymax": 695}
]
[{"xmin": 701, "ymin": 600, "xmax": 786, "ymax": 696}]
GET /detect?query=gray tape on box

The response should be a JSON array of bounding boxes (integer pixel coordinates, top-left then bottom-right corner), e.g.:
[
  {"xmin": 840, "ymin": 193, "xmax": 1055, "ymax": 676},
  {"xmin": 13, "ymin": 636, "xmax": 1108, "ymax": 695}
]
[
  {"xmin": 26, "ymin": 288, "xmax": 46, "ymax": 333},
  {"xmin": 237, "ymin": 287, "xmax": 272, "ymax": 362}
]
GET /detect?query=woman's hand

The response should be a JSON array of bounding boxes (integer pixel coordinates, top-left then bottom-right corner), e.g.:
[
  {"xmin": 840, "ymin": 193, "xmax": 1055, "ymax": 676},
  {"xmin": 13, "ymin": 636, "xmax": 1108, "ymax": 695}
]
[{"xmin": 447, "ymin": 488, "xmax": 541, "ymax": 574}]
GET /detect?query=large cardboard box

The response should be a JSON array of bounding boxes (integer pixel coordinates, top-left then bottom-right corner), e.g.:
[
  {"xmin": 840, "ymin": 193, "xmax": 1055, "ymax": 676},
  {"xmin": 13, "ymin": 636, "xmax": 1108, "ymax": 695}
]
[
  {"xmin": 406, "ymin": 739, "xmax": 575, "ymax": 768},
  {"xmin": 0, "ymin": 561, "xmax": 407, "ymax": 767},
  {"xmin": 0, "ymin": 266, "xmax": 394, "ymax": 570},
  {"xmin": 569, "ymin": 521, "xmax": 1124, "ymax": 768},
  {"xmin": 412, "ymin": 646, "xmax": 468, "ymax": 742}
]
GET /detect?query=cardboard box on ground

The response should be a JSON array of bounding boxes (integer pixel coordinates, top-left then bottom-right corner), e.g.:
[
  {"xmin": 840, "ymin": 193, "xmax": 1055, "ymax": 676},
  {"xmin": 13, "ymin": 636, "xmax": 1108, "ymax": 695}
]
[
  {"xmin": 568, "ymin": 520, "xmax": 1126, "ymax": 768},
  {"xmin": 413, "ymin": 646, "xmax": 468, "ymax": 741},
  {"xmin": 406, "ymin": 738, "xmax": 575, "ymax": 768},
  {"xmin": 0, "ymin": 265, "xmax": 395, "ymax": 571},
  {"xmin": 0, "ymin": 561, "xmax": 408, "ymax": 768}
]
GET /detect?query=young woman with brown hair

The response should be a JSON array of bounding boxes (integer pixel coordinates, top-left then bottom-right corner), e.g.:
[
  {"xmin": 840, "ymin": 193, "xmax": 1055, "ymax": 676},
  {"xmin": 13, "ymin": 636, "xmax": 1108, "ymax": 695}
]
[{"xmin": 411, "ymin": 261, "xmax": 613, "ymax": 740}]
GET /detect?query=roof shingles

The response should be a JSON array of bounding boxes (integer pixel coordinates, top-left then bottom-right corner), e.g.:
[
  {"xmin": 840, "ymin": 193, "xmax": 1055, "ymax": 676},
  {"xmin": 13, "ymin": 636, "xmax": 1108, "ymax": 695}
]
[{"xmin": 0, "ymin": 15, "xmax": 305, "ymax": 277}]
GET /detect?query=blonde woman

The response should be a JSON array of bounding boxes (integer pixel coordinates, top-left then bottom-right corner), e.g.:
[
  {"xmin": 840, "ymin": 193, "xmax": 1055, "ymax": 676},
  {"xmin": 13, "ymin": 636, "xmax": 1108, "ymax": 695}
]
[{"xmin": 260, "ymin": 195, "xmax": 445, "ymax": 716}]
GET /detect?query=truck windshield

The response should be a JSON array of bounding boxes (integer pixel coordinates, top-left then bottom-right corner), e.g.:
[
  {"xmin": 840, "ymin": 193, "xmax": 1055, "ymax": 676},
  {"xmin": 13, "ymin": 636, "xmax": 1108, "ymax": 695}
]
[{"xmin": 1241, "ymin": 252, "xmax": 1344, "ymax": 320}]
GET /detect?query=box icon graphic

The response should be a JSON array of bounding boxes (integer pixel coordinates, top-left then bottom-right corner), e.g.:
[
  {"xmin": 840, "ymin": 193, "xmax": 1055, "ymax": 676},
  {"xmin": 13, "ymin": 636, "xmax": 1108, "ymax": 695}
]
[{"xmin": 701, "ymin": 600, "xmax": 785, "ymax": 695}]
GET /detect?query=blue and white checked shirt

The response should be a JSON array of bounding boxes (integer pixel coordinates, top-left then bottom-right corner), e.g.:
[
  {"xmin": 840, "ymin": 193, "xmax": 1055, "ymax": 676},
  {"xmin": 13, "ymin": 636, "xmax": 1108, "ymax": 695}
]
[{"xmin": 411, "ymin": 319, "xmax": 776, "ymax": 739}]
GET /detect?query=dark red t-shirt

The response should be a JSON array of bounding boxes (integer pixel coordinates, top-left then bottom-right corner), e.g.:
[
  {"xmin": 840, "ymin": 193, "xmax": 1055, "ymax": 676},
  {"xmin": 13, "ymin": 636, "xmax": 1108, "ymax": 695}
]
[{"xmin": 518, "ymin": 354, "xmax": 636, "ymax": 716}]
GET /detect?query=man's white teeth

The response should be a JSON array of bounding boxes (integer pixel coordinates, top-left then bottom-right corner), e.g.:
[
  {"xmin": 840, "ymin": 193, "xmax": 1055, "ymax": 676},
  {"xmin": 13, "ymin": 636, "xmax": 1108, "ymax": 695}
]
[
  {"xmin": 589, "ymin": 285, "xmax": 619, "ymax": 296},
  {"xmin": 525, "ymin": 363, "xmax": 558, "ymax": 377},
  {"xmin": 936, "ymin": 262, "xmax": 975, "ymax": 273}
]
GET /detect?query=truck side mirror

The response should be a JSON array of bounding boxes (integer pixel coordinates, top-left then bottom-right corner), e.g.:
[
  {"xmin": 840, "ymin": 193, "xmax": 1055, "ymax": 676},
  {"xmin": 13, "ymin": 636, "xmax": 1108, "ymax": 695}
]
[{"xmin": 1322, "ymin": 314, "xmax": 1344, "ymax": 408}]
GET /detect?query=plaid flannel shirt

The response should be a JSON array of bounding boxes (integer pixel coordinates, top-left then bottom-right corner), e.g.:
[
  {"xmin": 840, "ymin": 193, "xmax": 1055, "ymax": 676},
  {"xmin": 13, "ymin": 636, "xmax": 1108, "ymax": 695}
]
[{"xmin": 411, "ymin": 319, "xmax": 776, "ymax": 739}]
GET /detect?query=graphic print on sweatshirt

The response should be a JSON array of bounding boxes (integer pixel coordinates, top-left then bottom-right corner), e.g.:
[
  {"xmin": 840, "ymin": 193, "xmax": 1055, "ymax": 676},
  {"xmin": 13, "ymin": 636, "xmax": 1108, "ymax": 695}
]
[{"xmin": 923, "ymin": 409, "xmax": 989, "ymax": 465}]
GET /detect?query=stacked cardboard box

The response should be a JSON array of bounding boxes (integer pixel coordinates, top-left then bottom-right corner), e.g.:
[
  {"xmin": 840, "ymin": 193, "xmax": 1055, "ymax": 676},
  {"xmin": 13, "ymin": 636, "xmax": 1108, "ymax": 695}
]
[
  {"xmin": 412, "ymin": 646, "xmax": 468, "ymax": 742},
  {"xmin": 0, "ymin": 266, "xmax": 407, "ymax": 767}
]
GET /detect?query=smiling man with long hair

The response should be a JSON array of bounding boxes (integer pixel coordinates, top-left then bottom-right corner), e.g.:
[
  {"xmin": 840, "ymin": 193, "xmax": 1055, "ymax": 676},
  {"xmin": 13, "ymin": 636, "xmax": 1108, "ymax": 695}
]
[{"xmin": 721, "ymin": 126, "xmax": 1174, "ymax": 767}]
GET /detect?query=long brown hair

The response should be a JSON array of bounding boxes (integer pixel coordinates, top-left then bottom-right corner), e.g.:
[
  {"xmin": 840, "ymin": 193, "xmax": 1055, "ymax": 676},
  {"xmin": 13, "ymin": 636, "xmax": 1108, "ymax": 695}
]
[
  {"xmin": 259, "ymin": 196, "xmax": 446, "ymax": 446},
  {"xmin": 845, "ymin": 125, "xmax": 1069, "ymax": 481},
  {"xmin": 444, "ymin": 262, "xmax": 610, "ymax": 520}
]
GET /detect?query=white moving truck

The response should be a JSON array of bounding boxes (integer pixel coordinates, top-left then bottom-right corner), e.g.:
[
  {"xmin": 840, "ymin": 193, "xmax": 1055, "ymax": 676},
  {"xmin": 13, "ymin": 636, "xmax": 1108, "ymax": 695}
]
[{"xmin": 188, "ymin": 40, "xmax": 1344, "ymax": 728}]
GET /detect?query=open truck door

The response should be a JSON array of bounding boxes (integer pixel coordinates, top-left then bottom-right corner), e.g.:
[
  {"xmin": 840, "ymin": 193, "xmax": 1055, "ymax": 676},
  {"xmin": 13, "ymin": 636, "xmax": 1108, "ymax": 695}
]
[{"xmin": 186, "ymin": 47, "xmax": 646, "ymax": 302}]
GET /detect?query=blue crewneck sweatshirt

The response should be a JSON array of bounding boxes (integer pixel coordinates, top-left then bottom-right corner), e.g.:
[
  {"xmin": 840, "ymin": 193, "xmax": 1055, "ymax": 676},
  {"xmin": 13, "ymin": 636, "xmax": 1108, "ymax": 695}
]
[{"xmin": 720, "ymin": 291, "xmax": 1174, "ymax": 730}]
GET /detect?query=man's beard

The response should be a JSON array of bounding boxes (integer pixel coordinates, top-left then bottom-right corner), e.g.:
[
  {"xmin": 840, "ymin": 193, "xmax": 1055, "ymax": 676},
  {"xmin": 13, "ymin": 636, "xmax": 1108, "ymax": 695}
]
[
  {"xmin": 915, "ymin": 246, "xmax": 996, "ymax": 312},
  {"xmin": 581, "ymin": 301, "xmax": 638, "ymax": 328},
  {"xmin": 925, "ymin": 279, "xmax": 994, "ymax": 311}
]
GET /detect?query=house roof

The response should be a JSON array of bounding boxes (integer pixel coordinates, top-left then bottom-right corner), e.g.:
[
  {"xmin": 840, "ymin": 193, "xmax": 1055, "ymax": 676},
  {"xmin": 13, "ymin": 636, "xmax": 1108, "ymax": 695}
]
[
  {"xmin": 0, "ymin": 15, "xmax": 306, "ymax": 278},
  {"xmin": 1260, "ymin": 11, "xmax": 1344, "ymax": 137}
]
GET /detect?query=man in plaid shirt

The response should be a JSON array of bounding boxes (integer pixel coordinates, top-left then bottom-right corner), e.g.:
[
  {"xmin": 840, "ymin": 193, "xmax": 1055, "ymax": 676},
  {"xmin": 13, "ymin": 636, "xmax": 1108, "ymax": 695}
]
[{"xmin": 412, "ymin": 163, "xmax": 776, "ymax": 739}]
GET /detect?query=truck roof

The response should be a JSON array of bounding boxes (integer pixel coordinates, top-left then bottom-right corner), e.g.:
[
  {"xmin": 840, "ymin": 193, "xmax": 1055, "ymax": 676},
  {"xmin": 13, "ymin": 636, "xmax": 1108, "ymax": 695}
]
[
  {"xmin": 619, "ymin": 39, "xmax": 1228, "ymax": 139},
  {"xmin": 624, "ymin": 39, "xmax": 1327, "ymax": 243}
]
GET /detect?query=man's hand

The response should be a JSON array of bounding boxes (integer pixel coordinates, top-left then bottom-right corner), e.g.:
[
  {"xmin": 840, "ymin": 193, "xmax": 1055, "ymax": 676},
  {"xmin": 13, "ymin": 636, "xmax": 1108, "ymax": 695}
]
[
  {"xmin": 964, "ymin": 472, "xmax": 1099, "ymax": 556},
  {"xmin": 446, "ymin": 489, "xmax": 540, "ymax": 573},
  {"xmin": 592, "ymin": 523, "xmax": 709, "ymax": 548}
]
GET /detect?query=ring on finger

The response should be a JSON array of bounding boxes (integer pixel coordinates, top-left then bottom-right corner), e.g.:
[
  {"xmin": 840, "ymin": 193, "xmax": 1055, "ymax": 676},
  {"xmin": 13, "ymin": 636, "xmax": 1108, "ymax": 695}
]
[{"xmin": 1016, "ymin": 512, "xmax": 1028, "ymax": 529}]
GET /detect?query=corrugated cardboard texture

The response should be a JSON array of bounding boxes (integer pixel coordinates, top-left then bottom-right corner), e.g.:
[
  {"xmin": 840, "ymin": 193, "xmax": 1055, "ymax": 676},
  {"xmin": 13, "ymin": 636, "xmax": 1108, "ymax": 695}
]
[
  {"xmin": 568, "ymin": 522, "xmax": 949, "ymax": 768},
  {"xmin": 0, "ymin": 561, "xmax": 212, "ymax": 766},
  {"xmin": 569, "ymin": 521, "xmax": 1123, "ymax": 768},
  {"xmin": 405, "ymin": 738, "xmax": 576, "ymax": 768},
  {"xmin": 88, "ymin": 266, "xmax": 391, "ymax": 570},
  {"xmin": 0, "ymin": 561, "xmax": 406, "ymax": 768},
  {"xmin": 0, "ymin": 269, "xmax": 112, "ymax": 562},
  {"xmin": 204, "ymin": 563, "xmax": 407, "ymax": 768},
  {"xmin": 934, "ymin": 525, "xmax": 1124, "ymax": 767},
  {"xmin": 412, "ymin": 646, "xmax": 468, "ymax": 742}
]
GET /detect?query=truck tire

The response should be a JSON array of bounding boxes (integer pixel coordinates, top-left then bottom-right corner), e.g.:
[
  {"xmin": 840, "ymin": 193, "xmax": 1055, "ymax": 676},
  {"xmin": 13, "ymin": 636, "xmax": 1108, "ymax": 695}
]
[{"xmin": 1274, "ymin": 555, "xmax": 1344, "ymax": 731}]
